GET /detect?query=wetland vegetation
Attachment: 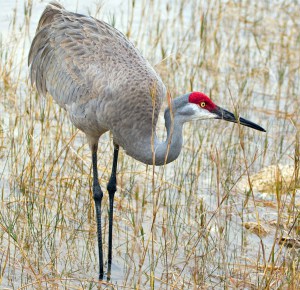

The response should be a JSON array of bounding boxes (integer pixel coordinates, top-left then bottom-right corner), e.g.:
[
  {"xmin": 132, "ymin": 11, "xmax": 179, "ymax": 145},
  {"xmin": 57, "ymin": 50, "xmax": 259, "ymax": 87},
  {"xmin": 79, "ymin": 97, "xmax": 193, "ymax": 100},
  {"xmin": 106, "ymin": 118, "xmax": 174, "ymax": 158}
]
[{"xmin": 0, "ymin": 0, "xmax": 299, "ymax": 288}]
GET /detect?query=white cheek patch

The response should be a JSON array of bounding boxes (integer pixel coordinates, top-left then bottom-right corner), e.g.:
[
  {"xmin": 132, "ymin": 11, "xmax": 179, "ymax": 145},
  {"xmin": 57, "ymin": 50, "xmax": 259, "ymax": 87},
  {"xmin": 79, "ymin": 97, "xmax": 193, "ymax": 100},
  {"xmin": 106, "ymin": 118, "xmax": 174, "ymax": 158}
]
[
  {"xmin": 187, "ymin": 103, "xmax": 200, "ymax": 114},
  {"xmin": 188, "ymin": 103, "xmax": 216, "ymax": 120}
]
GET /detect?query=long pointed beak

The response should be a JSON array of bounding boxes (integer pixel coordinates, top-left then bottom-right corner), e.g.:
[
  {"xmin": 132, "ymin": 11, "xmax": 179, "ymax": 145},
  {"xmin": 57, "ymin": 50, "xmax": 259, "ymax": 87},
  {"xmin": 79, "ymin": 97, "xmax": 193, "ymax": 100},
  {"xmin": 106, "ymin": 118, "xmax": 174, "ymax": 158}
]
[{"xmin": 212, "ymin": 106, "xmax": 266, "ymax": 132}]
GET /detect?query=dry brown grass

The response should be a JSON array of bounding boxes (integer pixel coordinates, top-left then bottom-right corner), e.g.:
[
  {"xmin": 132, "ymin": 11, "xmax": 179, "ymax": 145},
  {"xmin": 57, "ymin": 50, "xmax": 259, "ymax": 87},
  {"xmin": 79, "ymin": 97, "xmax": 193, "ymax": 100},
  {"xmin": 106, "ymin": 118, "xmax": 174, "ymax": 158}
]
[{"xmin": 0, "ymin": 0, "xmax": 299, "ymax": 289}]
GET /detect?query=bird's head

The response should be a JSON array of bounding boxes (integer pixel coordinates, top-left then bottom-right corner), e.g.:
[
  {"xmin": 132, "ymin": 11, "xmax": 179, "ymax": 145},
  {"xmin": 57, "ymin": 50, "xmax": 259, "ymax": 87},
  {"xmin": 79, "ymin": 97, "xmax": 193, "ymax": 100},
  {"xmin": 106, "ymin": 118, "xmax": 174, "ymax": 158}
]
[{"xmin": 171, "ymin": 91, "xmax": 266, "ymax": 132}]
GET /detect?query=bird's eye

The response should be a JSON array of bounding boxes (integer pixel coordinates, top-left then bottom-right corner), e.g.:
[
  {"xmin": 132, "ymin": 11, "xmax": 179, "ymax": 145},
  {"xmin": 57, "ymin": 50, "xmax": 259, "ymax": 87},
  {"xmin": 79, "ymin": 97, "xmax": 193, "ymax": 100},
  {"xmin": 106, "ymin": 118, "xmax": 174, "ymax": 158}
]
[{"xmin": 200, "ymin": 102, "xmax": 206, "ymax": 108}]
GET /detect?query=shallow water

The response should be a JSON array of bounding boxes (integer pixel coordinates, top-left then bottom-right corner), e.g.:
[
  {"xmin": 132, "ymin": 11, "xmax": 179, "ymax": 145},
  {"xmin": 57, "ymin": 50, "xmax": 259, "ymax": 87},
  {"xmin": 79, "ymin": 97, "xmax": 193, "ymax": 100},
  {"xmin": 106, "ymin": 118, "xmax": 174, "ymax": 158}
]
[{"xmin": 0, "ymin": 0, "xmax": 299, "ymax": 288}]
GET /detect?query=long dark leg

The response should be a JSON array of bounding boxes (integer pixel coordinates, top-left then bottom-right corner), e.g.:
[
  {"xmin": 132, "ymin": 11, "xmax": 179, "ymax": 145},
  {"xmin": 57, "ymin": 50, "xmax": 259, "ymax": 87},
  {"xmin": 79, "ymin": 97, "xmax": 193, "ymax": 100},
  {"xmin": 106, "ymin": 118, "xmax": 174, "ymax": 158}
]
[
  {"xmin": 106, "ymin": 144, "xmax": 119, "ymax": 280},
  {"xmin": 92, "ymin": 147, "xmax": 104, "ymax": 280}
]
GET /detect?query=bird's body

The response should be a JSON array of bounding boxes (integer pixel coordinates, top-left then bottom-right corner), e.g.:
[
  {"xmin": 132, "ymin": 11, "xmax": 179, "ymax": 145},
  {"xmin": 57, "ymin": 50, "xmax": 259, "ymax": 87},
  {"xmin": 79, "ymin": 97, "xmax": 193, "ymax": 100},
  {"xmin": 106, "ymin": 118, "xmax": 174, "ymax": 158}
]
[
  {"xmin": 29, "ymin": 1, "xmax": 265, "ymax": 280},
  {"xmin": 29, "ymin": 2, "xmax": 168, "ymax": 164}
]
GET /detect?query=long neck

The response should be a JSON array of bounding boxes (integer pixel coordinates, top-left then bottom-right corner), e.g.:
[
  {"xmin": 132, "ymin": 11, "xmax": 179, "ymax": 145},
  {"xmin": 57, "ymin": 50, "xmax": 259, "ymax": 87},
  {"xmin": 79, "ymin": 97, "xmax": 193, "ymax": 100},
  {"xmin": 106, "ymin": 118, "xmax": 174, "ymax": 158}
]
[
  {"xmin": 153, "ymin": 108, "xmax": 183, "ymax": 165},
  {"xmin": 125, "ymin": 107, "xmax": 184, "ymax": 166}
]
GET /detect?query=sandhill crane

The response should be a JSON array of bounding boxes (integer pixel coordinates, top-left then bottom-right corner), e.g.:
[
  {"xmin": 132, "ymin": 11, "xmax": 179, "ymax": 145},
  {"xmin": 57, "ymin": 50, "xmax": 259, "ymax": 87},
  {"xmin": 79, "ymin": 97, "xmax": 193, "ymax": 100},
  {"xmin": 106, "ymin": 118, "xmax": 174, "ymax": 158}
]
[{"xmin": 28, "ymin": 1, "xmax": 265, "ymax": 280}]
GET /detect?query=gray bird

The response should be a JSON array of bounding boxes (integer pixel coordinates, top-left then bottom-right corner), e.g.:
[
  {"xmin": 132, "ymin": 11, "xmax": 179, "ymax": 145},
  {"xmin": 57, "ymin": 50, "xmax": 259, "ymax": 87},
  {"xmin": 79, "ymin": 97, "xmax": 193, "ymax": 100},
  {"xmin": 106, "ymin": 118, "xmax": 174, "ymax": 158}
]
[{"xmin": 28, "ymin": 1, "xmax": 265, "ymax": 280}]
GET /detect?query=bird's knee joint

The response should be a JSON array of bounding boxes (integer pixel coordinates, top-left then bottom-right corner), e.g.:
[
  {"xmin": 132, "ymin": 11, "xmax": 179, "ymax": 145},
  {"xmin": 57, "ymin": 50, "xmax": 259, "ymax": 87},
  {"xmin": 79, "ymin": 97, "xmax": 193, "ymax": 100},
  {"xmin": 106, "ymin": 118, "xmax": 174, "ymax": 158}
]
[
  {"xmin": 107, "ymin": 179, "xmax": 117, "ymax": 195},
  {"xmin": 107, "ymin": 184, "xmax": 117, "ymax": 195},
  {"xmin": 93, "ymin": 192, "xmax": 103, "ymax": 202},
  {"xmin": 93, "ymin": 184, "xmax": 103, "ymax": 202}
]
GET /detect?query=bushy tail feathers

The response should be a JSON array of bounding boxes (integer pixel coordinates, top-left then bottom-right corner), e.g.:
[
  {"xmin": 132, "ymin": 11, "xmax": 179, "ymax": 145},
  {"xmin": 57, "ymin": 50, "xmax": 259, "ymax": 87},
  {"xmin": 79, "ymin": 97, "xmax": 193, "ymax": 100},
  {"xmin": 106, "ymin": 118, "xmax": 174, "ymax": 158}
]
[
  {"xmin": 28, "ymin": 1, "xmax": 64, "ymax": 96},
  {"xmin": 36, "ymin": 1, "xmax": 64, "ymax": 31}
]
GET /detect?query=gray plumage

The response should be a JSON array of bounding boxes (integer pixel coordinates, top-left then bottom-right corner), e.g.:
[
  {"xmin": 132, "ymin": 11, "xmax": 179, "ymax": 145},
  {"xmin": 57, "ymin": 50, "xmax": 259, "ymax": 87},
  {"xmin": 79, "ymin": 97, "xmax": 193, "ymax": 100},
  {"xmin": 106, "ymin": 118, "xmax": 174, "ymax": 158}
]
[
  {"xmin": 28, "ymin": 2, "xmax": 265, "ymax": 166},
  {"xmin": 28, "ymin": 2, "xmax": 266, "ymax": 280},
  {"xmin": 29, "ymin": 1, "xmax": 183, "ymax": 165}
]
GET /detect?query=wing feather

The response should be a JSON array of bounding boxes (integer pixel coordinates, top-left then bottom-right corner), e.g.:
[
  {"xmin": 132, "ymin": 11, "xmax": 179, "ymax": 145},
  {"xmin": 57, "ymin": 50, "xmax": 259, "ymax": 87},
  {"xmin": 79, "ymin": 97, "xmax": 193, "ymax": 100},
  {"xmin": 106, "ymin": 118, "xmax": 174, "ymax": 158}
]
[{"xmin": 28, "ymin": 1, "xmax": 165, "ymax": 138}]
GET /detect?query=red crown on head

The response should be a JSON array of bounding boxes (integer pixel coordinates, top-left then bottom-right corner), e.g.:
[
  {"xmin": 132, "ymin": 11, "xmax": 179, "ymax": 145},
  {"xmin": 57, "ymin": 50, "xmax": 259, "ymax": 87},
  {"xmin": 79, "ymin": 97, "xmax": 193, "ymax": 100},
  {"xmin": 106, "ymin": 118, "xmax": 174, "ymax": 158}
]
[{"xmin": 188, "ymin": 92, "xmax": 217, "ymax": 111}]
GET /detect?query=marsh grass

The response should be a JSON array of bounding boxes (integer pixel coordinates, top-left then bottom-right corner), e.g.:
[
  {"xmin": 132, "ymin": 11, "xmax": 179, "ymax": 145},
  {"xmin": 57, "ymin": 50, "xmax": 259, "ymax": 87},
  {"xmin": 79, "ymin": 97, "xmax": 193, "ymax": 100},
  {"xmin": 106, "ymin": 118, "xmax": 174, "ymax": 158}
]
[{"xmin": 0, "ymin": 0, "xmax": 300, "ymax": 288}]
